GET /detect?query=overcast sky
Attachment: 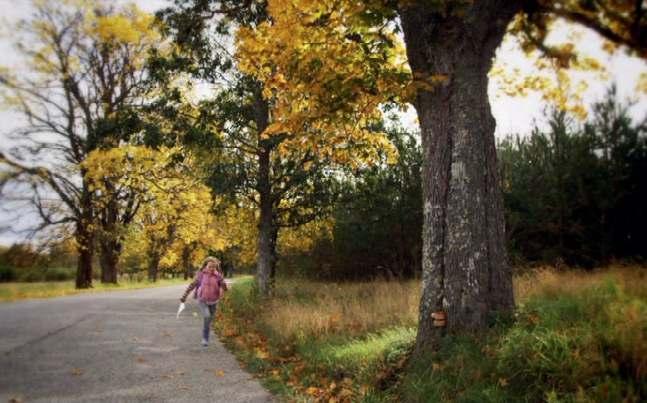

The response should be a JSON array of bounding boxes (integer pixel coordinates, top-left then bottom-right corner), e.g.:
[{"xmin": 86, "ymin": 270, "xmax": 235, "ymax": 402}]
[{"xmin": 0, "ymin": 0, "xmax": 645, "ymax": 246}]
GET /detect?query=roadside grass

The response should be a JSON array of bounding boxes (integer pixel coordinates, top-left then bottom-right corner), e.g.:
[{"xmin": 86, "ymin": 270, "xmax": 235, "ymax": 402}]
[
  {"xmin": 216, "ymin": 266, "xmax": 647, "ymax": 402},
  {"xmin": 216, "ymin": 277, "xmax": 420, "ymax": 401},
  {"xmin": 0, "ymin": 277, "xmax": 189, "ymax": 302}
]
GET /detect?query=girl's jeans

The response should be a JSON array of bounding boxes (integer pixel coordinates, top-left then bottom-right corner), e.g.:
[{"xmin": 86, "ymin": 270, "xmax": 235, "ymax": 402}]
[{"xmin": 198, "ymin": 301, "xmax": 217, "ymax": 341}]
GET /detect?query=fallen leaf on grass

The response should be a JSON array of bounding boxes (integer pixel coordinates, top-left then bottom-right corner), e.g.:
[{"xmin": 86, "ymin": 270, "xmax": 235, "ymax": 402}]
[
  {"xmin": 338, "ymin": 387, "xmax": 353, "ymax": 398},
  {"xmin": 255, "ymin": 348, "xmax": 269, "ymax": 359},
  {"xmin": 221, "ymin": 328, "xmax": 238, "ymax": 337},
  {"xmin": 305, "ymin": 386, "xmax": 320, "ymax": 396}
]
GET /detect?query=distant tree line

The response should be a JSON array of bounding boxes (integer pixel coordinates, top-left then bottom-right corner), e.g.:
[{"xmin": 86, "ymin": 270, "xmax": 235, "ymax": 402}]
[
  {"xmin": 0, "ymin": 242, "xmax": 77, "ymax": 282},
  {"xmin": 289, "ymin": 89, "xmax": 646, "ymax": 279},
  {"xmin": 500, "ymin": 88, "xmax": 647, "ymax": 267}
]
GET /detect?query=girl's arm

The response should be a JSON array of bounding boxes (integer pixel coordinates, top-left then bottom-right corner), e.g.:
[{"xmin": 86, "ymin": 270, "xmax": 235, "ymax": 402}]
[
  {"xmin": 180, "ymin": 277, "xmax": 200, "ymax": 302},
  {"xmin": 219, "ymin": 272, "xmax": 228, "ymax": 291}
]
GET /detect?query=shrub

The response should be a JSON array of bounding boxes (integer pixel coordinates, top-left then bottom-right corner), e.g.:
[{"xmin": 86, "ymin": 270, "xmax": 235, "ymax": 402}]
[
  {"xmin": 44, "ymin": 267, "xmax": 75, "ymax": 282},
  {"xmin": 18, "ymin": 268, "xmax": 45, "ymax": 282},
  {"xmin": 0, "ymin": 265, "xmax": 16, "ymax": 282}
]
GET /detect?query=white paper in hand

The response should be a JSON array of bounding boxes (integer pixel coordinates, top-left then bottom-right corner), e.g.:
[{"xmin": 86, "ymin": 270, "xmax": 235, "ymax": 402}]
[{"xmin": 176, "ymin": 302, "xmax": 186, "ymax": 318}]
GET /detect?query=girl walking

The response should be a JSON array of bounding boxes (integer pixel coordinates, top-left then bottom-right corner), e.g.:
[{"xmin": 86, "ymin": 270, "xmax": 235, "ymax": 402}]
[{"xmin": 180, "ymin": 256, "xmax": 228, "ymax": 346}]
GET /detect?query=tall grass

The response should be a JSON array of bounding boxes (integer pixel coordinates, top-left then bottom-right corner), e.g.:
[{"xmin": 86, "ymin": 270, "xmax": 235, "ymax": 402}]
[
  {"xmin": 261, "ymin": 279, "xmax": 419, "ymax": 344},
  {"xmin": 400, "ymin": 266, "xmax": 647, "ymax": 402},
  {"xmin": 514, "ymin": 264, "xmax": 647, "ymax": 302},
  {"xmin": 218, "ymin": 266, "xmax": 647, "ymax": 402},
  {"xmin": 217, "ymin": 278, "xmax": 419, "ymax": 400}
]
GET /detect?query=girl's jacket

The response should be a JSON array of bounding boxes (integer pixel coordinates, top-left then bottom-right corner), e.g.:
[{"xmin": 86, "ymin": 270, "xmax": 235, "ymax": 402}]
[{"xmin": 180, "ymin": 269, "xmax": 227, "ymax": 304}]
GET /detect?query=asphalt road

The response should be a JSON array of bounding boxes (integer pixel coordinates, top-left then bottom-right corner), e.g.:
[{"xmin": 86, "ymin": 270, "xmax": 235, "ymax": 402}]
[{"xmin": 0, "ymin": 283, "xmax": 273, "ymax": 402}]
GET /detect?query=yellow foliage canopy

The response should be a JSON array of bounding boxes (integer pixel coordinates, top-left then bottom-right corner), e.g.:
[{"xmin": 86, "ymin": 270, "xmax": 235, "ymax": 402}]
[
  {"xmin": 84, "ymin": 145, "xmax": 228, "ymax": 270},
  {"xmin": 89, "ymin": 7, "xmax": 157, "ymax": 45},
  {"xmin": 235, "ymin": 0, "xmax": 409, "ymax": 168}
]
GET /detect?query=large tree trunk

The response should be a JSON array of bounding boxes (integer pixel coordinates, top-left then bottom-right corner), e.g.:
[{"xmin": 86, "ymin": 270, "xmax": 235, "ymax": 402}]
[
  {"xmin": 98, "ymin": 182, "xmax": 139, "ymax": 284},
  {"xmin": 182, "ymin": 243, "xmax": 194, "ymax": 280},
  {"xmin": 147, "ymin": 250, "xmax": 161, "ymax": 282},
  {"xmin": 253, "ymin": 83, "xmax": 275, "ymax": 297},
  {"xmin": 268, "ymin": 225, "xmax": 279, "ymax": 281},
  {"xmin": 99, "ymin": 237, "xmax": 120, "ymax": 284},
  {"xmin": 75, "ymin": 188, "xmax": 94, "ymax": 289},
  {"xmin": 399, "ymin": 1, "xmax": 520, "ymax": 355},
  {"xmin": 257, "ymin": 145, "xmax": 275, "ymax": 296},
  {"xmin": 99, "ymin": 201, "xmax": 120, "ymax": 284}
]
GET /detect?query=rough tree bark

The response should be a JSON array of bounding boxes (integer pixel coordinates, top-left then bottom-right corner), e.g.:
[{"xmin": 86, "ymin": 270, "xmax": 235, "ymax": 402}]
[
  {"xmin": 253, "ymin": 82, "xmax": 280, "ymax": 297},
  {"xmin": 147, "ymin": 250, "xmax": 161, "ymax": 282},
  {"xmin": 99, "ymin": 238, "xmax": 120, "ymax": 284},
  {"xmin": 182, "ymin": 243, "xmax": 194, "ymax": 280},
  {"xmin": 75, "ymin": 184, "xmax": 94, "ymax": 289},
  {"xmin": 399, "ymin": 1, "xmax": 521, "ymax": 355},
  {"xmin": 98, "ymin": 200, "xmax": 120, "ymax": 284}
]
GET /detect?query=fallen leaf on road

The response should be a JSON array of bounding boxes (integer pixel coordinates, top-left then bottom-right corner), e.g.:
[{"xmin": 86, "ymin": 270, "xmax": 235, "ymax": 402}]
[
  {"xmin": 70, "ymin": 368, "xmax": 83, "ymax": 376},
  {"xmin": 215, "ymin": 370, "xmax": 225, "ymax": 377},
  {"xmin": 135, "ymin": 357, "xmax": 146, "ymax": 363}
]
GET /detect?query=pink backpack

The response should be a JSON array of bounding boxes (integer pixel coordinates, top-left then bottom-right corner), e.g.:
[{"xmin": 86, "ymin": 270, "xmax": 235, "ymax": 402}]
[{"xmin": 194, "ymin": 270, "xmax": 223, "ymax": 303}]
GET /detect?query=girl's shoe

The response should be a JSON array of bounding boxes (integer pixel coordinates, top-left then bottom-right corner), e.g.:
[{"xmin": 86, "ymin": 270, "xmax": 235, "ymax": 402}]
[{"xmin": 201, "ymin": 338, "xmax": 208, "ymax": 347}]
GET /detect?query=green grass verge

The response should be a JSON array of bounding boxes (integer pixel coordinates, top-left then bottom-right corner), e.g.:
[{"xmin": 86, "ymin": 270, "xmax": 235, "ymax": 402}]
[
  {"xmin": 216, "ymin": 277, "xmax": 416, "ymax": 401},
  {"xmin": 399, "ymin": 280, "xmax": 646, "ymax": 402},
  {"xmin": 217, "ymin": 273, "xmax": 646, "ymax": 402}
]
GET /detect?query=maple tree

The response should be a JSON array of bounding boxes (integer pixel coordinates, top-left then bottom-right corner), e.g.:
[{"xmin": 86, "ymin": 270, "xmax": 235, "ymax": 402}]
[
  {"xmin": 85, "ymin": 145, "xmax": 225, "ymax": 281},
  {"xmin": 233, "ymin": 0, "xmax": 647, "ymax": 355},
  {"xmin": 0, "ymin": 0, "xmax": 159, "ymax": 288},
  {"xmin": 155, "ymin": 1, "xmax": 377, "ymax": 295}
]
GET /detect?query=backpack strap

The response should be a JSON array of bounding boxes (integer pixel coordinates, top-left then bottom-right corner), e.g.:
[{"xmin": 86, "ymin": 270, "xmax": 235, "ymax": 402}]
[{"xmin": 192, "ymin": 271, "xmax": 203, "ymax": 299}]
